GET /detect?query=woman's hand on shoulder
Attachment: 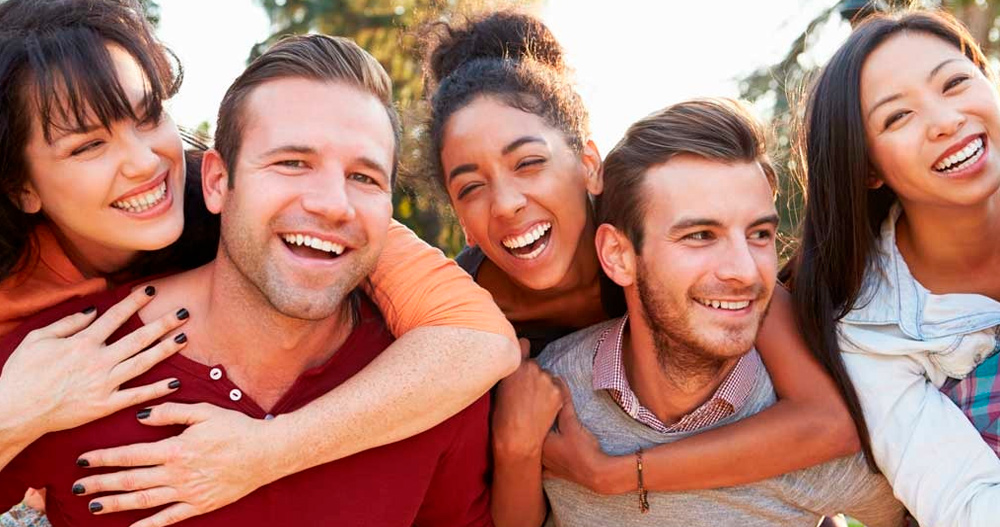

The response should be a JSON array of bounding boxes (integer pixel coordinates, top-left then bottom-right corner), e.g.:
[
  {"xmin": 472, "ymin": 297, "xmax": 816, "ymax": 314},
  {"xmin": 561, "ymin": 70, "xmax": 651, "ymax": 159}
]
[{"xmin": 0, "ymin": 285, "xmax": 188, "ymax": 440}]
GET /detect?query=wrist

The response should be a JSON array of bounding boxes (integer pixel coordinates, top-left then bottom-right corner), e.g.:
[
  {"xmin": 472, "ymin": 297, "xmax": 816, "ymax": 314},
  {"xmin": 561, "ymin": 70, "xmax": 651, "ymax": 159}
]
[
  {"xmin": 251, "ymin": 414, "xmax": 299, "ymax": 484},
  {"xmin": 592, "ymin": 453, "xmax": 636, "ymax": 495},
  {"xmin": 0, "ymin": 385, "xmax": 45, "ymax": 447},
  {"xmin": 493, "ymin": 435, "xmax": 543, "ymax": 462}
]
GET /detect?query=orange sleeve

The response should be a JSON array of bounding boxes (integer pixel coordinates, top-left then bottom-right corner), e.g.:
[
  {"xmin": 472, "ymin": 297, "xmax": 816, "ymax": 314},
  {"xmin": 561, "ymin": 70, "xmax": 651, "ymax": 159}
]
[{"xmin": 363, "ymin": 220, "xmax": 516, "ymax": 342}]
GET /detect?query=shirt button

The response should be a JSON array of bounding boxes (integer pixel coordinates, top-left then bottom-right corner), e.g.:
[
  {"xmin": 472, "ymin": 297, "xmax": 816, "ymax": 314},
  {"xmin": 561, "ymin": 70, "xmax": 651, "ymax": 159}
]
[
  {"xmin": 229, "ymin": 389, "xmax": 242, "ymax": 401},
  {"xmin": 209, "ymin": 368, "xmax": 223, "ymax": 380},
  {"xmin": 264, "ymin": 414, "xmax": 275, "ymax": 420}
]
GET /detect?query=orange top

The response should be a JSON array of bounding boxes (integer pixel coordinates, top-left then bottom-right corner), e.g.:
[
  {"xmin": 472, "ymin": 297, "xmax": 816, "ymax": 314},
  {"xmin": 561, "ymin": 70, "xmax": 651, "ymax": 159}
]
[{"xmin": 0, "ymin": 220, "xmax": 515, "ymax": 342}]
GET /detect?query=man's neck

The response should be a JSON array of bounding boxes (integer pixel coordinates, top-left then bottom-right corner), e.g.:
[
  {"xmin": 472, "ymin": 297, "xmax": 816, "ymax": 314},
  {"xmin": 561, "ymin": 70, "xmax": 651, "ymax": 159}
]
[
  {"xmin": 622, "ymin": 316, "xmax": 740, "ymax": 427},
  {"xmin": 143, "ymin": 261, "xmax": 354, "ymax": 411}
]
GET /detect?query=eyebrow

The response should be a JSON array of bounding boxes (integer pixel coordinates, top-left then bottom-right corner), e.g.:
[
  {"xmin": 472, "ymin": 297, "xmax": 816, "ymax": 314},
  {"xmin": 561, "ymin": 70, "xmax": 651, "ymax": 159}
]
[
  {"xmin": 447, "ymin": 135, "xmax": 548, "ymax": 182},
  {"xmin": 670, "ymin": 213, "xmax": 780, "ymax": 233},
  {"xmin": 260, "ymin": 144, "xmax": 317, "ymax": 158},
  {"xmin": 50, "ymin": 93, "xmax": 153, "ymax": 145},
  {"xmin": 866, "ymin": 58, "xmax": 963, "ymax": 120}
]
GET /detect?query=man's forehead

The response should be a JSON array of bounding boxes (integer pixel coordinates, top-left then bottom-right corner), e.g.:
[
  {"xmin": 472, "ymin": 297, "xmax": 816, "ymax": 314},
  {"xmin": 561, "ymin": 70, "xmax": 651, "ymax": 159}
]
[
  {"xmin": 643, "ymin": 156, "xmax": 775, "ymax": 224},
  {"xmin": 240, "ymin": 77, "xmax": 394, "ymax": 164}
]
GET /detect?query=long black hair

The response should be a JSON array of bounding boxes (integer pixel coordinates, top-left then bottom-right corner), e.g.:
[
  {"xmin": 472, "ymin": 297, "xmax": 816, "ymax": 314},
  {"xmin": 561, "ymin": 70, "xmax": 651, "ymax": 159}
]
[
  {"xmin": 785, "ymin": 9, "xmax": 993, "ymax": 469},
  {"xmin": 0, "ymin": 0, "xmax": 182, "ymax": 281}
]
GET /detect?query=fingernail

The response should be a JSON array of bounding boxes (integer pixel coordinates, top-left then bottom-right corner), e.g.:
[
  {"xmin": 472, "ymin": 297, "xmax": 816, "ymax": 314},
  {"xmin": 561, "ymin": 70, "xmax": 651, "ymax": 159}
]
[
  {"xmin": 136, "ymin": 408, "xmax": 152, "ymax": 420},
  {"xmin": 72, "ymin": 483, "xmax": 85, "ymax": 495},
  {"xmin": 176, "ymin": 308, "xmax": 189, "ymax": 320},
  {"xmin": 174, "ymin": 333, "xmax": 187, "ymax": 344},
  {"xmin": 144, "ymin": 285, "xmax": 156, "ymax": 296},
  {"xmin": 89, "ymin": 502, "xmax": 103, "ymax": 513},
  {"xmin": 168, "ymin": 379, "xmax": 181, "ymax": 389},
  {"xmin": 76, "ymin": 458, "xmax": 90, "ymax": 467},
  {"xmin": 81, "ymin": 306, "xmax": 96, "ymax": 315}
]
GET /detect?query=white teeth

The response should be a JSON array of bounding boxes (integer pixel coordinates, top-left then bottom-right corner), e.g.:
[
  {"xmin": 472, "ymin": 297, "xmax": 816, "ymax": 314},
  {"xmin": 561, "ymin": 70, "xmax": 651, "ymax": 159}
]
[
  {"xmin": 934, "ymin": 137, "xmax": 984, "ymax": 172},
  {"xmin": 281, "ymin": 233, "xmax": 345, "ymax": 256},
  {"xmin": 502, "ymin": 222, "xmax": 552, "ymax": 249},
  {"xmin": 112, "ymin": 182, "xmax": 167, "ymax": 213},
  {"xmin": 697, "ymin": 298, "xmax": 751, "ymax": 311}
]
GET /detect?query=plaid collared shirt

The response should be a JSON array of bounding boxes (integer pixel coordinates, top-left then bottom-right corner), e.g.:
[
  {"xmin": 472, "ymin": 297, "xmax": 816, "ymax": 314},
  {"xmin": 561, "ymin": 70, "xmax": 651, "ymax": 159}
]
[
  {"xmin": 591, "ymin": 315, "xmax": 762, "ymax": 433},
  {"xmin": 941, "ymin": 326, "xmax": 1000, "ymax": 455}
]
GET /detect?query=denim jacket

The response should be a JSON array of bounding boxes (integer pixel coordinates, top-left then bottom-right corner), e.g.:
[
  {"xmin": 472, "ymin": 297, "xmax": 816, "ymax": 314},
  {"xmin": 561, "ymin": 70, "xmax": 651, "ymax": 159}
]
[{"xmin": 837, "ymin": 203, "xmax": 1000, "ymax": 527}]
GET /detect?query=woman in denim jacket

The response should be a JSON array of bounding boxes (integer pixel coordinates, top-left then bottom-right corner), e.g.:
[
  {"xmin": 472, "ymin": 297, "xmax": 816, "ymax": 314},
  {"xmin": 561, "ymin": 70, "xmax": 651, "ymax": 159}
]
[{"xmin": 787, "ymin": 9, "xmax": 1000, "ymax": 527}]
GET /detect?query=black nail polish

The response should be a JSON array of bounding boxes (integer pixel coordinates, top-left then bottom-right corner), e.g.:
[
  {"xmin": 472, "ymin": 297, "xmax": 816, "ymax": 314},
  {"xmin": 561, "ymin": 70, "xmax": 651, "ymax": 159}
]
[
  {"xmin": 72, "ymin": 483, "xmax": 85, "ymax": 495},
  {"xmin": 144, "ymin": 285, "xmax": 156, "ymax": 296},
  {"xmin": 168, "ymin": 379, "xmax": 181, "ymax": 389},
  {"xmin": 174, "ymin": 333, "xmax": 187, "ymax": 344},
  {"xmin": 76, "ymin": 458, "xmax": 90, "ymax": 467},
  {"xmin": 89, "ymin": 502, "xmax": 103, "ymax": 514},
  {"xmin": 176, "ymin": 308, "xmax": 189, "ymax": 320},
  {"xmin": 81, "ymin": 306, "xmax": 96, "ymax": 315},
  {"xmin": 136, "ymin": 408, "xmax": 152, "ymax": 420}
]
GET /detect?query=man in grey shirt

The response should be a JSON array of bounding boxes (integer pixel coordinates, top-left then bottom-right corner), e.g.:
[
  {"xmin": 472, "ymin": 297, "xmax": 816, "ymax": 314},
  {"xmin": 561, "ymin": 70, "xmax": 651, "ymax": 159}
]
[{"xmin": 536, "ymin": 99, "xmax": 905, "ymax": 526}]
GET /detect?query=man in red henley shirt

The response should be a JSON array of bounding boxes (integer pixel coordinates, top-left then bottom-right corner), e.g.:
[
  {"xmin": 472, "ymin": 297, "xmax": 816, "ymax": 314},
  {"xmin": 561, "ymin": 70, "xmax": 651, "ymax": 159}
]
[{"xmin": 0, "ymin": 35, "xmax": 491, "ymax": 526}]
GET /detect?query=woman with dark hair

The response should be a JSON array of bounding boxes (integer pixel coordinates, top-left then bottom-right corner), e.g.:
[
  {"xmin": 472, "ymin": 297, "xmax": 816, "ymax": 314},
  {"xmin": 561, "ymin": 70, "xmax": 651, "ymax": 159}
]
[
  {"xmin": 420, "ymin": 12, "xmax": 864, "ymax": 526},
  {"xmin": 0, "ymin": 0, "xmax": 520, "ymax": 522},
  {"xmin": 789, "ymin": 9, "xmax": 1000, "ymax": 526}
]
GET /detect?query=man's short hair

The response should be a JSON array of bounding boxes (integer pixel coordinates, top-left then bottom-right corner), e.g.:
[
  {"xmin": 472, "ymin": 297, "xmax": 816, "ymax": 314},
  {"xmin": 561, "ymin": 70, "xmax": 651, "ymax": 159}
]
[
  {"xmin": 596, "ymin": 98, "xmax": 776, "ymax": 252},
  {"xmin": 214, "ymin": 34, "xmax": 402, "ymax": 187}
]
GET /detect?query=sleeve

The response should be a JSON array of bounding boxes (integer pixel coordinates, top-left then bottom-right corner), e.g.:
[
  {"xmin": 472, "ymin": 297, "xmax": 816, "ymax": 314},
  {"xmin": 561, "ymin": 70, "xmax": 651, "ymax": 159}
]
[
  {"xmin": 841, "ymin": 349, "xmax": 1000, "ymax": 527},
  {"xmin": 413, "ymin": 395, "xmax": 493, "ymax": 527},
  {"xmin": 364, "ymin": 221, "xmax": 516, "ymax": 342}
]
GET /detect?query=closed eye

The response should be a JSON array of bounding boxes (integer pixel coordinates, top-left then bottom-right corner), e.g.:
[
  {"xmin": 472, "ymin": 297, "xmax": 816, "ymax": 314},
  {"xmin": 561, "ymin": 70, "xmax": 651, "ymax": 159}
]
[
  {"xmin": 457, "ymin": 182, "xmax": 482, "ymax": 199},
  {"xmin": 70, "ymin": 140, "xmax": 105, "ymax": 156},
  {"xmin": 275, "ymin": 160, "xmax": 307, "ymax": 169},
  {"xmin": 944, "ymin": 74, "xmax": 969, "ymax": 92},
  {"xmin": 516, "ymin": 157, "xmax": 546, "ymax": 170},
  {"xmin": 883, "ymin": 110, "xmax": 910, "ymax": 130}
]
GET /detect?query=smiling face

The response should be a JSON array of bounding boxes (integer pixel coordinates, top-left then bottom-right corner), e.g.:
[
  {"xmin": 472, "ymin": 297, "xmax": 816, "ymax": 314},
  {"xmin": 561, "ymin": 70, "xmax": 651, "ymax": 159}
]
[
  {"xmin": 21, "ymin": 44, "xmax": 185, "ymax": 274},
  {"xmin": 441, "ymin": 96, "xmax": 600, "ymax": 291},
  {"xmin": 861, "ymin": 32, "xmax": 1000, "ymax": 210},
  {"xmin": 208, "ymin": 78, "xmax": 394, "ymax": 320},
  {"xmin": 626, "ymin": 156, "xmax": 778, "ymax": 361}
]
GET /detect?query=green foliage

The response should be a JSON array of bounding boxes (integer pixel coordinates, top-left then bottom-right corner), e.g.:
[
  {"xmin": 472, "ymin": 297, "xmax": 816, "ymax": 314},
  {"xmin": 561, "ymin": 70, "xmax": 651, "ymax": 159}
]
[{"xmin": 253, "ymin": 0, "xmax": 533, "ymax": 255}]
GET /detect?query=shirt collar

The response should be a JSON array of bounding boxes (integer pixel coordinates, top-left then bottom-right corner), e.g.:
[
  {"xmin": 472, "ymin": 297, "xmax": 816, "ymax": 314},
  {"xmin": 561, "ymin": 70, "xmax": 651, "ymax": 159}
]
[{"xmin": 592, "ymin": 314, "xmax": 762, "ymax": 433}]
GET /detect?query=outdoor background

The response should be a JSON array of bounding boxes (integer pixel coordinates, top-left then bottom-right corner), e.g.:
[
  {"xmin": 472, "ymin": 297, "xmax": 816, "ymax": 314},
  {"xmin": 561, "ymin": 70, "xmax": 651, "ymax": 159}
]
[{"xmin": 147, "ymin": 0, "xmax": 1000, "ymax": 256}]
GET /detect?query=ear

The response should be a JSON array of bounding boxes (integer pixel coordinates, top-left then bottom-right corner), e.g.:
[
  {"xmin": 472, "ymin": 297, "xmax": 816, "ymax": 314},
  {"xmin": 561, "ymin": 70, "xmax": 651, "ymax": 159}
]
[
  {"xmin": 867, "ymin": 169, "xmax": 885, "ymax": 189},
  {"xmin": 17, "ymin": 182, "xmax": 41, "ymax": 214},
  {"xmin": 595, "ymin": 223, "xmax": 636, "ymax": 288},
  {"xmin": 458, "ymin": 216, "xmax": 477, "ymax": 247},
  {"xmin": 581, "ymin": 139, "xmax": 603, "ymax": 196},
  {"xmin": 201, "ymin": 149, "xmax": 230, "ymax": 214}
]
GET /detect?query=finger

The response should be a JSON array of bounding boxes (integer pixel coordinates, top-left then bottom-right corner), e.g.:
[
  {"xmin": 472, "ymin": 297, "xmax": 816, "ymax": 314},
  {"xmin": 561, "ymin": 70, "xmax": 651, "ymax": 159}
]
[
  {"xmin": 111, "ymin": 329, "xmax": 187, "ymax": 385},
  {"xmin": 73, "ymin": 466, "xmax": 167, "ymax": 496},
  {"xmin": 27, "ymin": 309, "xmax": 98, "ymax": 341},
  {"xmin": 79, "ymin": 285, "xmax": 158, "ymax": 343},
  {"xmin": 518, "ymin": 338, "xmax": 531, "ymax": 360},
  {"xmin": 132, "ymin": 402, "xmax": 216, "ymax": 427},
  {"xmin": 77, "ymin": 438, "xmax": 172, "ymax": 469},
  {"xmin": 107, "ymin": 308, "xmax": 189, "ymax": 364},
  {"xmin": 109, "ymin": 378, "xmax": 181, "ymax": 412},
  {"xmin": 88, "ymin": 486, "xmax": 177, "ymax": 515},
  {"xmin": 554, "ymin": 378, "xmax": 580, "ymax": 432},
  {"xmin": 130, "ymin": 503, "xmax": 200, "ymax": 527}
]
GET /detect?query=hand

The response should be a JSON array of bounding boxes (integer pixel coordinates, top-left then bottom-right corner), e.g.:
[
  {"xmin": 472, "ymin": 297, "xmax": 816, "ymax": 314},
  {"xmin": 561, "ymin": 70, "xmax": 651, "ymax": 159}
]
[
  {"xmin": 492, "ymin": 350, "xmax": 563, "ymax": 460},
  {"xmin": 542, "ymin": 379, "xmax": 632, "ymax": 495},
  {"xmin": 72, "ymin": 402, "xmax": 278, "ymax": 527},
  {"xmin": 0, "ymin": 285, "xmax": 187, "ymax": 440}
]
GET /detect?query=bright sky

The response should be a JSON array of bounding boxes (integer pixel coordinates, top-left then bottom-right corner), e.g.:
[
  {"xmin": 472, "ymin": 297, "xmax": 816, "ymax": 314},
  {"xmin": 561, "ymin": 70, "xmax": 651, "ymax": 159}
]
[{"xmin": 158, "ymin": 0, "xmax": 852, "ymax": 154}]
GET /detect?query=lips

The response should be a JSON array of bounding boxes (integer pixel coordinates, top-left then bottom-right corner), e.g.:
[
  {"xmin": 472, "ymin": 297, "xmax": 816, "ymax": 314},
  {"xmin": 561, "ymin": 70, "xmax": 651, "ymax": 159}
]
[{"xmin": 932, "ymin": 134, "xmax": 986, "ymax": 172}]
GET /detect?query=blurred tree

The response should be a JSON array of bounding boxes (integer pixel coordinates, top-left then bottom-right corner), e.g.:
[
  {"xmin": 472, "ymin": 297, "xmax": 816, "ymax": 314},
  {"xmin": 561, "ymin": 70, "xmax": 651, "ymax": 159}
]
[
  {"xmin": 252, "ymin": 0, "xmax": 535, "ymax": 255},
  {"xmin": 740, "ymin": 0, "xmax": 1000, "ymax": 259},
  {"xmin": 141, "ymin": 0, "xmax": 161, "ymax": 27}
]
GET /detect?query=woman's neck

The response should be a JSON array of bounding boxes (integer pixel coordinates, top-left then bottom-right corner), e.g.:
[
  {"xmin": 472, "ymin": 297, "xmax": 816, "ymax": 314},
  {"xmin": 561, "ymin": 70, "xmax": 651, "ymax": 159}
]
[
  {"xmin": 896, "ymin": 194, "xmax": 1000, "ymax": 294},
  {"xmin": 47, "ymin": 220, "xmax": 138, "ymax": 279}
]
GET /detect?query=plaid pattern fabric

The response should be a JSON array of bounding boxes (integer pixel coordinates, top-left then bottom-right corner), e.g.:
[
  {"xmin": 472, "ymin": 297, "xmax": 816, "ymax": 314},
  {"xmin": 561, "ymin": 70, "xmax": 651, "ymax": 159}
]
[
  {"xmin": 940, "ymin": 327, "xmax": 1000, "ymax": 455},
  {"xmin": 0, "ymin": 503, "xmax": 51, "ymax": 527},
  {"xmin": 591, "ymin": 315, "xmax": 761, "ymax": 433}
]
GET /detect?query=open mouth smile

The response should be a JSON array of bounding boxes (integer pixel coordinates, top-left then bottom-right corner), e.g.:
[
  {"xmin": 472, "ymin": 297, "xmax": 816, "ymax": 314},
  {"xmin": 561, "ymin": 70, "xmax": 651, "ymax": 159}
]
[
  {"xmin": 501, "ymin": 222, "xmax": 552, "ymax": 260},
  {"xmin": 281, "ymin": 233, "xmax": 347, "ymax": 260}
]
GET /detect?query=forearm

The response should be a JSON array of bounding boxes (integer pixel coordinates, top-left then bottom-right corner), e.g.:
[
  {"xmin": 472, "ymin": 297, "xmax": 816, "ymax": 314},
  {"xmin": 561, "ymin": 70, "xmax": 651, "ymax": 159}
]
[
  {"xmin": 492, "ymin": 450, "xmax": 547, "ymax": 527},
  {"xmin": 269, "ymin": 327, "xmax": 518, "ymax": 476},
  {"xmin": 0, "ymin": 387, "xmax": 42, "ymax": 472}
]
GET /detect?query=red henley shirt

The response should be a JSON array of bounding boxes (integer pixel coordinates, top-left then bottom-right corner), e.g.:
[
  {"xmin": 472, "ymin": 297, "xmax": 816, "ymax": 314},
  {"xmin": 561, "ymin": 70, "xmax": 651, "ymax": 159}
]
[{"xmin": 0, "ymin": 281, "xmax": 492, "ymax": 527}]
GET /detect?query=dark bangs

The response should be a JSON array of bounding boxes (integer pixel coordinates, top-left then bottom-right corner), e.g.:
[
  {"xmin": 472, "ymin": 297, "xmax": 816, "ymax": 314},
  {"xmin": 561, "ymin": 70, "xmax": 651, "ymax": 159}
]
[{"xmin": 26, "ymin": 25, "xmax": 178, "ymax": 143}]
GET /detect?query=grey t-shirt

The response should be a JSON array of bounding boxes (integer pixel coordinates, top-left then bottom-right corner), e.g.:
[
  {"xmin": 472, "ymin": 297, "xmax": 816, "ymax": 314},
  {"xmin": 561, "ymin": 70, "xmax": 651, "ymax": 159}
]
[{"xmin": 537, "ymin": 319, "xmax": 906, "ymax": 527}]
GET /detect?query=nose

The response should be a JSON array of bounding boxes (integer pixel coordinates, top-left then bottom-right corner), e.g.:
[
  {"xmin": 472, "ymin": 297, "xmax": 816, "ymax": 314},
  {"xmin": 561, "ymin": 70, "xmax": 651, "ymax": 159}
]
[
  {"xmin": 926, "ymin": 104, "xmax": 966, "ymax": 140},
  {"xmin": 715, "ymin": 237, "xmax": 759, "ymax": 286},
  {"xmin": 301, "ymin": 172, "xmax": 356, "ymax": 223},
  {"xmin": 119, "ymin": 127, "xmax": 160, "ymax": 180},
  {"xmin": 490, "ymin": 175, "xmax": 527, "ymax": 219}
]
